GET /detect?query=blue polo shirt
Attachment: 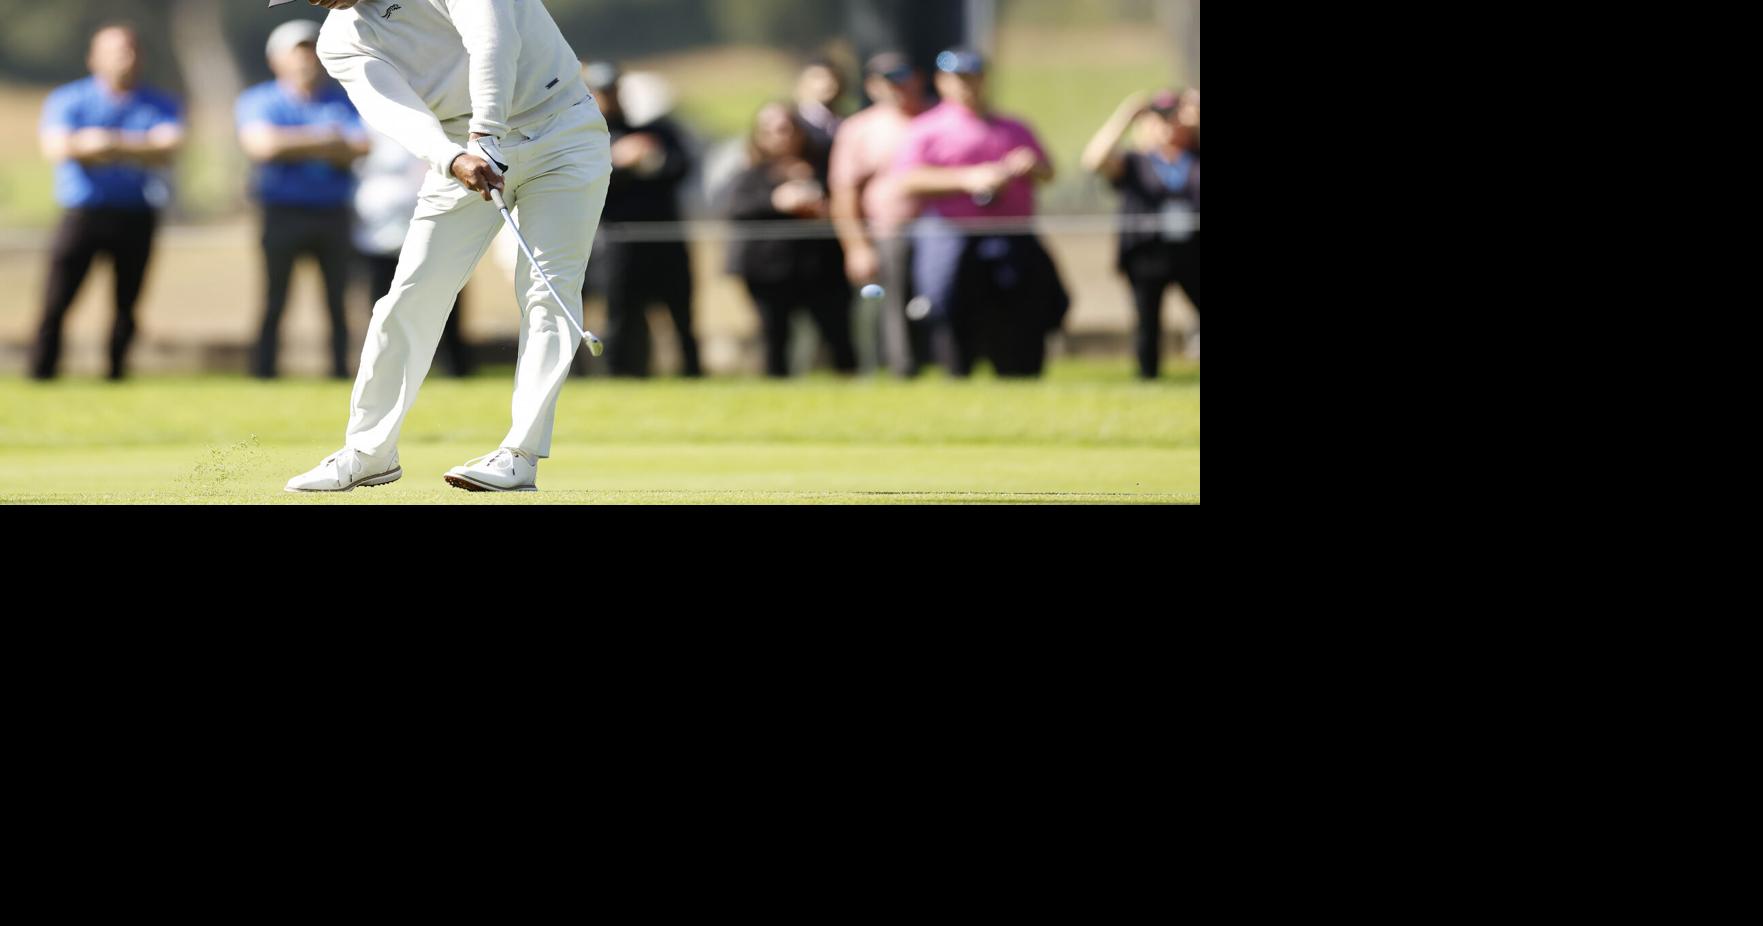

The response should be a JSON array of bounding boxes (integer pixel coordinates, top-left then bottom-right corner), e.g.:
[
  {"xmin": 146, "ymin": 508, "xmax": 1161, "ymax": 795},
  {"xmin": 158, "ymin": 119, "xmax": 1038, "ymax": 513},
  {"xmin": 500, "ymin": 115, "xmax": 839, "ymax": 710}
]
[
  {"xmin": 40, "ymin": 77, "xmax": 182, "ymax": 210},
  {"xmin": 236, "ymin": 81, "xmax": 365, "ymax": 208}
]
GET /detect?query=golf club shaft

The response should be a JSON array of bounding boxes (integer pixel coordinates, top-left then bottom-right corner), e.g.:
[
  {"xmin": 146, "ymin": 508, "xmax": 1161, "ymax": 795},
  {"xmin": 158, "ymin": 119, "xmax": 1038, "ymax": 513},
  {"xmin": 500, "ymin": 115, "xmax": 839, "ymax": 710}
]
[{"xmin": 491, "ymin": 188, "xmax": 604, "ymax": 355}]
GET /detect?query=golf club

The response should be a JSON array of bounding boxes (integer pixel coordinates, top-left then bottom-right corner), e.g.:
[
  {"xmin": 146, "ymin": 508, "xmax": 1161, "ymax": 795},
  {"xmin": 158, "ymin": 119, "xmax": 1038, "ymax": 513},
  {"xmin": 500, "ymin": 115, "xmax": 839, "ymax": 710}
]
[{"xmin": 490, "ymin": 186, "xmax": 604, "ymax": 358}]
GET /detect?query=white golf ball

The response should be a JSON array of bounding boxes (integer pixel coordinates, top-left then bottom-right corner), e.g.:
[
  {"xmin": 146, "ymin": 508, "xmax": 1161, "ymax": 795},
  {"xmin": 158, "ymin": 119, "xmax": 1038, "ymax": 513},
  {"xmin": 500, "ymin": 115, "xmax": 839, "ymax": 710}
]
[{"xmin": 861, "ymin": 284, "xmax": 886, "ymax": 300}]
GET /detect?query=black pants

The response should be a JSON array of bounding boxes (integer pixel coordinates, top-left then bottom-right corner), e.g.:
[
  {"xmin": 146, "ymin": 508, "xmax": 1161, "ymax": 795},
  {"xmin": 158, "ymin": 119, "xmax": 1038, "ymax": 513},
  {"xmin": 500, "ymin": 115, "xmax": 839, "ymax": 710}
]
[
  {"xmin": 594, "ymin": 242, "xmax": 702, "ymax": 378},
  {"xmin": 946, "ymin": 237, "xmax": 1061, "ymax": 379},
  {"xmin": 745, "ymin": 278, "xmax": 857, "ymax": 378},
  {"xmin": 32, "ymin": 208, "xmax": 158, "ymax": 380},
  {"xmin": 363, "ymin": 252, "xmax": 474, "ymax": 378},
  {"xmin": 256, "ymin": 205, "xmax": 354, "ymax": 379},
  {"xmin": 1124, "ymin": 235, "xmax": 1201, "ymax": 379}
]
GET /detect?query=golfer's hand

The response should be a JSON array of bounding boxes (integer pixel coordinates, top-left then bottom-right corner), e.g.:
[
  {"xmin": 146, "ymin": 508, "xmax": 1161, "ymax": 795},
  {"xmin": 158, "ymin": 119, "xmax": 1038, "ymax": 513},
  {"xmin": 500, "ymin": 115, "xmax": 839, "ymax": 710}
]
[{"xmin": 452, "ymin": 152, "xmax": 505, "ymax": 202}]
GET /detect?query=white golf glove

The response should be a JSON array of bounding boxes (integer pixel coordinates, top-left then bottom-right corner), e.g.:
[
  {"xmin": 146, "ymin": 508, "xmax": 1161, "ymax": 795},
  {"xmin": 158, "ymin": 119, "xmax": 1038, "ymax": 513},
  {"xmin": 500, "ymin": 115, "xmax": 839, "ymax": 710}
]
[{"xmin": 471, "ymin": 135, "xmax": 509, "ymax": 180}]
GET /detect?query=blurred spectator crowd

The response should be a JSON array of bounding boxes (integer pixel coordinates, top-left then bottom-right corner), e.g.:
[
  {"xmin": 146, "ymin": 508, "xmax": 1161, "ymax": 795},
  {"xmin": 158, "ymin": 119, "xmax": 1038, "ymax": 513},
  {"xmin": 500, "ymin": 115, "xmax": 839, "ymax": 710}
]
[{"xmin": 29, "ymin": 21, "xmax": 1198, "ymax": 383}]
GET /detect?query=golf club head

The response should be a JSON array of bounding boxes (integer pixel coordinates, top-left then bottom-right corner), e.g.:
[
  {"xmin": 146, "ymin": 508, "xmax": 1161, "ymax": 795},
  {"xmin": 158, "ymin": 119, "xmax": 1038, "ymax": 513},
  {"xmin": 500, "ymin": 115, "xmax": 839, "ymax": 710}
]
[{"xmin": 586, "ymin": 335, "xmax": 605, "ymax": 357}]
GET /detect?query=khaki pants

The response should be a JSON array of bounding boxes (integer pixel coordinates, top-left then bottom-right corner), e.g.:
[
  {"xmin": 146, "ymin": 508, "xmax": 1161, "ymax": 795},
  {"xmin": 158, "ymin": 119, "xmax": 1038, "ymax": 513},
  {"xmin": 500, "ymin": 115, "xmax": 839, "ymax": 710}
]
[{"xmin": 344, "ymin": 98, "xmax": 611, "ymax": 462}]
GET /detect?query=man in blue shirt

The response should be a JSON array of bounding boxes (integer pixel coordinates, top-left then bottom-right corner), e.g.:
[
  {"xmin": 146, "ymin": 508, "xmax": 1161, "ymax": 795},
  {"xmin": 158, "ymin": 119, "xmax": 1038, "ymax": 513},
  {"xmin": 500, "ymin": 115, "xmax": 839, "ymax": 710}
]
[
  {"xmin": 238, "ymin": 18, "xmax": 371, "ymax": 379},
  {"xmin": 32, "ymin": 24, "xmax": 183, "ymax": 381}
]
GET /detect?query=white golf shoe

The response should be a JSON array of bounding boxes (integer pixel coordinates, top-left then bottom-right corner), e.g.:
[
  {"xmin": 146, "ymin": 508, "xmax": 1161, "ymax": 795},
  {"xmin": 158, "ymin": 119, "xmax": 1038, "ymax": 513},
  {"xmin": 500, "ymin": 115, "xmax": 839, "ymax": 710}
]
[
  {"xmin": 444, "ymin": 448, "xmax": 538, "ymax": 493},
  {"xmin": 285, "ymin": 448, "xmax": 402, "ymax": 493}
]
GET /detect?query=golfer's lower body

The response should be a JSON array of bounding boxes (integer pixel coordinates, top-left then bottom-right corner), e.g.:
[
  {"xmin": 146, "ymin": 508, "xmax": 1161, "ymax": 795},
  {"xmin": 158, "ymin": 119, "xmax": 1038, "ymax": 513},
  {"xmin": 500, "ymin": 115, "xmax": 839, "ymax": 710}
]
[{"xmin": 287, "ymin": 98, "xmax": 612, "ymax": 493}]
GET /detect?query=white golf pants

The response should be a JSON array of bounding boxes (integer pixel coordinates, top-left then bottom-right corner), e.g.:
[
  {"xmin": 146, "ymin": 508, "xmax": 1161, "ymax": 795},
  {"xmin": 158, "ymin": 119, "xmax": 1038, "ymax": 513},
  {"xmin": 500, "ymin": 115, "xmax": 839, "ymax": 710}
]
[{"xmin": 343, "ymin": 98, "xmax": 611, "ymax": 463}]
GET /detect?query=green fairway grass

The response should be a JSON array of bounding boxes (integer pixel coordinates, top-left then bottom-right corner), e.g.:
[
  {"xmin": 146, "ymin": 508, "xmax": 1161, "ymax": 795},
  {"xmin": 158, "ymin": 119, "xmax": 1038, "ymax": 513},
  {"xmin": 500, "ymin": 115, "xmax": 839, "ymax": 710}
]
[{"xmin": 0, "ymin": 359, "xmax": 1199, "ymax": 504}]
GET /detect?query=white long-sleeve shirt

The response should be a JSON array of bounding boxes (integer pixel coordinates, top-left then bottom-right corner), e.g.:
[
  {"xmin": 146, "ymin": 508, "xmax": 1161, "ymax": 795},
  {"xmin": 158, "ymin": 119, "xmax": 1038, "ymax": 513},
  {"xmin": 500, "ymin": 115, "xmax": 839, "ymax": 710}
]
[{"xmin": 317, "ymin": 0, "xmax": 590, "ymax": 180}]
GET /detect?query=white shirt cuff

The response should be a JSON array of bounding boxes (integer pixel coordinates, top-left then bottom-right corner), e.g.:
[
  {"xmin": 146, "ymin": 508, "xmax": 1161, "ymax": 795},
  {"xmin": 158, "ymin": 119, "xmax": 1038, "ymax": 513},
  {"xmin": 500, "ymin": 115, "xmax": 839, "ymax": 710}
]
[
  {"xmin": 468, "ymin": 119, "xmax": 509, "ymax": 139},
  {"xmin": 429, "ymin": 141, "xmax": 468, "ymax": 179}
]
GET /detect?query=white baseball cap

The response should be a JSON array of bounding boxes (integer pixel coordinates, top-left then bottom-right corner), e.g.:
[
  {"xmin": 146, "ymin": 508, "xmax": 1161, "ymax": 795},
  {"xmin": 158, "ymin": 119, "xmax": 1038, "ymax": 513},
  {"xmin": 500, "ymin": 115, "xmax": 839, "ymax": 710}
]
[{"xmin": 266, "ymin": 19, "xmax": 321, "ymax": 58}]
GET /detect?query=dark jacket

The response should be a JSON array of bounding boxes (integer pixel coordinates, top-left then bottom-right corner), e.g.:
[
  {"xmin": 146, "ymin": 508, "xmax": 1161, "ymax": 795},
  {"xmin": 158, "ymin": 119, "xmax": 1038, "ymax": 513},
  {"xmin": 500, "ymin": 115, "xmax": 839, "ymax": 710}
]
[
  {"xmin": 603, "ymin": 113, "xmax": 691, "ymax": 226},
  {"xmin": 725, "ymin": 161, "xmax": 845, "ymax": 287},
  {"xmin": 1111, "ymin": 149, "xmax": 1201, "ymax": 273},
  {"xmin": 587, "ymin": 115, "xmax": 695, "ymax": 296}
]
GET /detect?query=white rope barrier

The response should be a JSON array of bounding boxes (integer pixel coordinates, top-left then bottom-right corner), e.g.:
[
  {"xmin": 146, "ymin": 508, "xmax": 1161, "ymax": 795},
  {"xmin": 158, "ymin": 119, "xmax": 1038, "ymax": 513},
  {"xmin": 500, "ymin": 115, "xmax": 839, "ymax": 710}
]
[
  {"xmin": 596, "ymin": 212, "xmax": 1199, "ymax": 244},
  {"xmin": 0, "ymin": 212, "xmax": 1197, "ymax": 254}
]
